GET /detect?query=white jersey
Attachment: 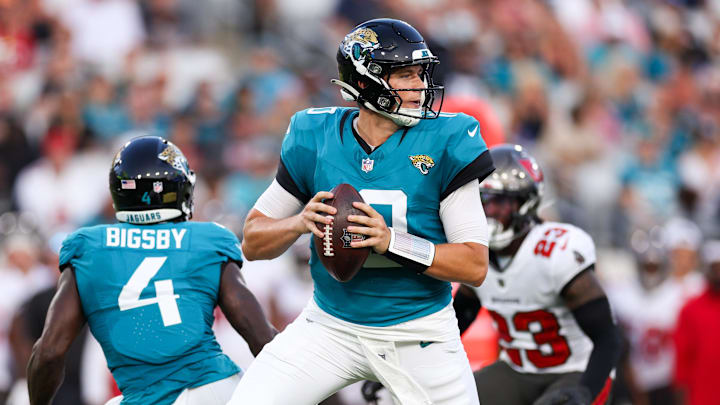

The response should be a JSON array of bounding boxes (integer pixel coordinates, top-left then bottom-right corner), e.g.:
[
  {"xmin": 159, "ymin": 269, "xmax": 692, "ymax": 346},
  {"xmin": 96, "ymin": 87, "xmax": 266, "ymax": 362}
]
[
  {"xmin": 470, "ymin": 222, "xmax": 596, "ymax": 374},
  {"xmin": 607, "ymin": 273, "xmax": 704, "ymax": 390}
]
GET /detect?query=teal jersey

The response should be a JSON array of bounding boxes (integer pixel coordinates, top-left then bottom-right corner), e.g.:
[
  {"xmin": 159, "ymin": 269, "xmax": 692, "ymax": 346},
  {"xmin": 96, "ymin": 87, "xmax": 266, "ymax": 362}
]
[
  {"xmin": 59, "ymin": 221, "xmax": 241, "ymax": 405},
  {"xmin": 277, "ymin": 107, "xmax": 494, "ymax": 326}
]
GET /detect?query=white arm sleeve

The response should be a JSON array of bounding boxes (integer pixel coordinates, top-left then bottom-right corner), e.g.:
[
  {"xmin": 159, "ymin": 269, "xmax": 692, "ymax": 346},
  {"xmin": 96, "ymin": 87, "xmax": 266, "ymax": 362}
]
[
  {"xmin": 439, "ymin": 179, "xmax": 488, "ymax": 245},
  {"xmin": 253, "ymin": 179, "xmax": 304, "ymax": 219}
]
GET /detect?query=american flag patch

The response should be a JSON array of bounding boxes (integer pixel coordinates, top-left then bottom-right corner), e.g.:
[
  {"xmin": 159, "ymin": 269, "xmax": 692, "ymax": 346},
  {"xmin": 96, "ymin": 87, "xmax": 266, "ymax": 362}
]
[{"xmin": 121, "ymin": 180, "xmax": 136, "ymax": 189}]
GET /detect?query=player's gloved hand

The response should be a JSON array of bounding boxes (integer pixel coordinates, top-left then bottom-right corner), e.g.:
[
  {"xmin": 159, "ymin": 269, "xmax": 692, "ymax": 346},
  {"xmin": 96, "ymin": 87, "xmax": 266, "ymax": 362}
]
[
  {"xmin": 361, "ymin": 380, "xmax": 385, "ymax": 403},
  {"xmin": 532, "ymin": 385, "xmax": 593, "ymax": 405}
]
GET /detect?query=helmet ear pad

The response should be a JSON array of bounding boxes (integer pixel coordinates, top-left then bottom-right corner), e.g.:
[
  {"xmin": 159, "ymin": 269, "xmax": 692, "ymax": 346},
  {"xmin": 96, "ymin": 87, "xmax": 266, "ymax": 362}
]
[
  {"xmin": 356, "ymin": 77, "xmax": 372, "ymax": 90},
  {"xmin": 355, "ymin": 75, "xmax": 403, "ymax": 113}
]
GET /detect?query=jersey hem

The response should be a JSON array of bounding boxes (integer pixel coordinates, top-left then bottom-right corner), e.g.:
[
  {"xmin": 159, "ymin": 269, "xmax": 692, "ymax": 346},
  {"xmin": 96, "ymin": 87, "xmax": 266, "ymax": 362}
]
[{"xmin": 313, "ymin": 294, "xmax": 452, "ymax": 327}]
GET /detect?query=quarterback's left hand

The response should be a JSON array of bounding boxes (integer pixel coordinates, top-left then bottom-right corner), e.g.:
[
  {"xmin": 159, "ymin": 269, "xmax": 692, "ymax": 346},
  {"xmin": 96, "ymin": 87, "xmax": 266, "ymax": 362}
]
[
  {"xmin": 347, "ymin": 202, "xmax": 391, "ymax": 254},
  {"xmin": 533, "ymin": 385, "xmax": 593, "ymax": 405}
]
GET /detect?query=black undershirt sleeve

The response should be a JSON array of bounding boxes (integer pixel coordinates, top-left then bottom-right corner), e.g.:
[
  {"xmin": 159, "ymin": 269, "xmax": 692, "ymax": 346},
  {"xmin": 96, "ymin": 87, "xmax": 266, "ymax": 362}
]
[
  {"xmin": 571, "ymin": 296, "xmax": 622, "ymax": 399},
  {"xmin": 440, "ymin": 150, "xmax": 495, "ymax": 201},
  {"xmin": 453, "ymin": 290, "xmax": 482, "ymax": 336},
  {"xmin": 275, "ymin": 158, "xmax": 310, "ymax": 205}
]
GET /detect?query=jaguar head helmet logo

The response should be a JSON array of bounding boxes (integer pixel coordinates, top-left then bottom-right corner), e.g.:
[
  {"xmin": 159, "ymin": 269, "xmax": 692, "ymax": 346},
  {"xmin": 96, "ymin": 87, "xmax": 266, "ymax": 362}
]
[
  {"xmin": 342, "ymin": 28, "xmax": 380, "ymax": 62},
  {"xmin": 409, "ymin": 154, "xmax": 435, "ymax": 175}
]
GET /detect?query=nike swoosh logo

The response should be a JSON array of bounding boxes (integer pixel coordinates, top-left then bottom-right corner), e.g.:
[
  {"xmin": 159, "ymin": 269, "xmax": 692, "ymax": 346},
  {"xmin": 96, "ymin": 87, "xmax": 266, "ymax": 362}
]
[
  {"xmin": 467, "ymin": 125, "xmax": 478, "ymax": 138},
  {"xmin": 419, "ymin": 341, "xmax": 434, "ymax": 348}
]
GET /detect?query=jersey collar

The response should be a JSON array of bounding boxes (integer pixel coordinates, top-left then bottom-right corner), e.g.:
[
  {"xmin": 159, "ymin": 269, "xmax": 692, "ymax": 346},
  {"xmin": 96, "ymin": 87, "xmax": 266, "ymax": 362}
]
[{"xmin": 347, "ymin": 111, "xmax": 411, "ymax": 156}]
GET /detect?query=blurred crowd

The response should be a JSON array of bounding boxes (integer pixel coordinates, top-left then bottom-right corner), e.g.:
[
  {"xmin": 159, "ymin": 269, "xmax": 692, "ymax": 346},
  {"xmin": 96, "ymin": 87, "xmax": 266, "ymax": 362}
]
[{"xmin": 1, "ymin": 0, "xmax": 720, "ymax": 404}]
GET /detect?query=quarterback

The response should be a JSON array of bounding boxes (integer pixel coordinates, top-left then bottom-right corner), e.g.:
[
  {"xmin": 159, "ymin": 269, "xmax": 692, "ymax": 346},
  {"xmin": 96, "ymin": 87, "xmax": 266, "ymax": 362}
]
[
  {"xmin": 230, "ymin": 18, "xmax": 494, "ymax": 405},
  {"xmin": 455, "ymin": 145, "xmax": 621, "ymax": 405},
  {"xmin": 27, "ymin": 136, "xmax": 276, "ymax": 405}
]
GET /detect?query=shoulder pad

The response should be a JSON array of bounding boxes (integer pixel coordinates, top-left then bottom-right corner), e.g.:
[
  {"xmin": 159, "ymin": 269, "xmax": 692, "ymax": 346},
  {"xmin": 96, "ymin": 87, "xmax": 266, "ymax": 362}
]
[
  {"xmin": 532, "ymin": 222, "xmax": 597, "ymax": 292},
  {"xmin": 420, "ymin": 112, "xmax": 479, "ymax": 138},
  {"xmin": 196, "ymin": 221, "xmax": 242, "ymax": 260},
  {"xmin": 291, "ymin": 107, "xmax": 351, "ymax": 132},
  {"xmin": 530, "ymin": 223, "xmax": 595, "ymax": 262},
  {"xmin": 210, "ymin": 221, "xmax": 239, "ymax": 240},
  {"xmin": 58, "ymin": 226, "xmax": 94, "ymax": 270}
]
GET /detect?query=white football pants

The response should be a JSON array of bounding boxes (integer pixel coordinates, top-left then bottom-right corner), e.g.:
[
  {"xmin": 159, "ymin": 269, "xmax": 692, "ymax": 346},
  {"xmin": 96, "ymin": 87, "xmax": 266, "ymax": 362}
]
[
  {"xmin": 104, "ymin": 372, "xmax": 241, "ymax": 405},
  {"xmin": 227, "ymin": 300, "xmax": 479, "ymax": 405}
]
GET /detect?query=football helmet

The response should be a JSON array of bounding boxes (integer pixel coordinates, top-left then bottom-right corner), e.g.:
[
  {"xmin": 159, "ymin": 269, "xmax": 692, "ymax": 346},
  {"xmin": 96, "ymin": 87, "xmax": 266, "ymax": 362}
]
[
  {"xmin": 636, "ymin": 245, "xmax": 668, "ymax": 290},
  {"xmin": 479, "ymin": 144, "xmax": 544, "ymax": 250},
  {"xmin": 332, "ymin": 18, "xmax": 444, "ymax": 127},
  {"xmin": 630, "ymin": 228, "xmax": 668, "ymax": 290},
  {"xmin": 110, "ymin": 136, "xmax": 196, "ymax": 224}
]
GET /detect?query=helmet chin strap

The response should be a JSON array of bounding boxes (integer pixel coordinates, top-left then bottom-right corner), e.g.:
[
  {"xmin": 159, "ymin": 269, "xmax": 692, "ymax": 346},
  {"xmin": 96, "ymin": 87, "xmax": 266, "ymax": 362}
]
[
  {"xmin": 379, "ymin": 107, "xmax": 420, "ymax": 127},
  {"xmin": 330, "ymin": 79, "xmax": 420, "ymax": 127}
]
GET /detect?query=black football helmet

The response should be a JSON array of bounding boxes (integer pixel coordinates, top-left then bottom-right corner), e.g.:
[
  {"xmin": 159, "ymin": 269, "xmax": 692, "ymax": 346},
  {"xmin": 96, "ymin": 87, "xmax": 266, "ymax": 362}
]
[
  {"xmin": 110, "ymin": 136, "xmax": 195, "ymax": 224},
  {"xmin": 479, "ymin": 144, "xmax": 544, "ymax": 250},
  {"xmin": 331, "ymin": 18, "xmax": 444, "ymax": 127}
]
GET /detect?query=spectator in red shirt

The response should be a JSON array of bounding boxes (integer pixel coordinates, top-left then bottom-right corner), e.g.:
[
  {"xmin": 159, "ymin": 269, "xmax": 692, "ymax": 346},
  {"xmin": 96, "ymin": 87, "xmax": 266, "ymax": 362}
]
[{"xmin": 673, "ymin": 240, "xmax": 720, "ymax": 405}]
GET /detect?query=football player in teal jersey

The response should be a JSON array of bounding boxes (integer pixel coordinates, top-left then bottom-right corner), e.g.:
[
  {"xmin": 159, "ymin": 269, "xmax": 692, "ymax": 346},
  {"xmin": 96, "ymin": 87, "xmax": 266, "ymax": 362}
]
[
  {"xmin": 229, "ymin": 19, "xmax": 494, "ymax": 405},
  {"xmin": 27, "ymin": 136, "xmax": 276, "ymax": 405}
]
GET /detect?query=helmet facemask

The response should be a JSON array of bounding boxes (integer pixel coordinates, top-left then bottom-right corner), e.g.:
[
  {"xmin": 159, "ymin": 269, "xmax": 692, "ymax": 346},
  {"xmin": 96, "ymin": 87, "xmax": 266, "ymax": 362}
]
[
  {"xmin": 379, "ymin": 64, "xmax": 443, "ymax": 121},
  {"xmin": 481, "ymin": 192, "xmax": 538, "ymax": 250}
]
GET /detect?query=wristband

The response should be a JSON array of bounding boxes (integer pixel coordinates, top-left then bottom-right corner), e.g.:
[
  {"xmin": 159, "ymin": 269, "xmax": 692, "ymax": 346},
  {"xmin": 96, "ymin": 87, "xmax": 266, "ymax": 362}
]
[{"xmin": 383, "ymin": 228, "xmax": 436, "ymax": 273}]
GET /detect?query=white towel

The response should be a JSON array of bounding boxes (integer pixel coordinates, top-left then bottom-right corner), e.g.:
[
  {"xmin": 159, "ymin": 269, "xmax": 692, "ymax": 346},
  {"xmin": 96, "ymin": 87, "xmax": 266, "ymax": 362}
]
[{"xmin": 358, "ymin": 336, "xmax": 433, "ymax": 405}]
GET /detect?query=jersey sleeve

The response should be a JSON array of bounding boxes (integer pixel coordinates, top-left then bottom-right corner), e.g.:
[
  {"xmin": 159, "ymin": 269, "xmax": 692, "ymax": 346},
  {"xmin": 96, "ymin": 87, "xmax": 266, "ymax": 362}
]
[
  {"xmin": 276, "ymin": 111, "xmax": 318, "ymax": 204},
  {"xmin": 58, "ymin": 229, "xmax": 87, "ymax": 271},
  {"xmin": 210, "ymin": 223, "xmax": 243, "ymax": 264},
  {"xmin": 440, "ymin": 114, "xmax": 495, "ymax": 200},
  {"xmin": 551, "ymin": 226, "xmax": 597, "ymax": 293}
]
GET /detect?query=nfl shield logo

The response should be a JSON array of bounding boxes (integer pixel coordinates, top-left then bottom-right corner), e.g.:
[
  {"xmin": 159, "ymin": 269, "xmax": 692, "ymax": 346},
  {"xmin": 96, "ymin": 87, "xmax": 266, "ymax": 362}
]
[
  {"xmin": 361, "ymin": 158, "xmax": 374, "ymax": 173},
  {"xmin": 153, "ymin": 181, "xmax": 163, "ymax": 193}
]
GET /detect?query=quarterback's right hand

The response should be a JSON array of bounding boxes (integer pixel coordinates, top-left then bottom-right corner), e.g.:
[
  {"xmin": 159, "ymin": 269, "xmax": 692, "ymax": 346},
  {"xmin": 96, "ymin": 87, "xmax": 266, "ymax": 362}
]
[{"xmin": 296, "ymin": 191, "xmax": 336, "ymax": 239}]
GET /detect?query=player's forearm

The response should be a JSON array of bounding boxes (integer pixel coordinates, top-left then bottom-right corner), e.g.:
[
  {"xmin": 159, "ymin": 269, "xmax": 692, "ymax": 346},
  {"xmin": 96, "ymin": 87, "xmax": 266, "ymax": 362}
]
[
  {"xmin": 454, "ymin": 285, "xmax": 482, "ymax": 335},
  {"xmin": 573, "ymin": 297, "xmax": 622, "ymax": 398},
  {"xmin": 236, "ymin": 309, "xmax": 278, "ymax": 357},
  {"xmin": 27, "ymin": 342, "xmax": 65, "ymax": 405},
  {"xmin": 423, "ymin": 242, "xmax": 488, "ymax": 287},
  {"xmin": 225, "ymin": 301, "xmax": 277, "ymax": 357},
  {"xmin": 242, "ymin": 215, "xmax": 304, "ymax": 260},
  {"xmin": 219, "ymin": 261, "xmax": 278, "ymax": 356}
]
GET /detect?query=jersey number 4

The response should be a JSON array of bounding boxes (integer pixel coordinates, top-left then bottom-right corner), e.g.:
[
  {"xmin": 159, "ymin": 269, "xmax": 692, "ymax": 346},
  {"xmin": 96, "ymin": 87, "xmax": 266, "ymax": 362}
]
[
  {"xmin": 118, "ymin": 257, "xmax": 182, "ymax": 327},
  {"xmin": 488, "ymin": 309, "xmax": 571, "ymax": 368}
]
